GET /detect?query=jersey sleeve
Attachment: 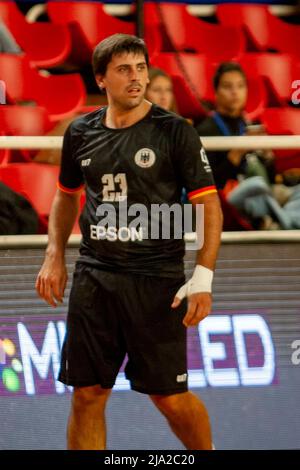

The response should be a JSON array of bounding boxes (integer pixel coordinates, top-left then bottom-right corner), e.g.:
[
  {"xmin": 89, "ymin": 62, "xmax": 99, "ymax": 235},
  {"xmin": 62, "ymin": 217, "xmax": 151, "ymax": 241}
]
[
  {"xmin": 173, "ymin": 119, "xmax": 217, "ymax": 201},
  {"xmin": 58, "ymin": 123, "xmax": 84, "ymax": 194}
]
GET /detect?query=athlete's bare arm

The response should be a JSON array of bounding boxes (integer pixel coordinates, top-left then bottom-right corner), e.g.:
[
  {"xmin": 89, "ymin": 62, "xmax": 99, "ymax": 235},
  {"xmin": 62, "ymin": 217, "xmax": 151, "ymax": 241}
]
[
  {"xmin": 172, "ymin": 192, "xmax": 223, "ymax": 327},
  {"xmin": 35, "ymin": 189, "xmax": 81, "ymax": 307},
  {"xmin": 194, "ymin": 191, "xmax": 223, "ymax": 270}
]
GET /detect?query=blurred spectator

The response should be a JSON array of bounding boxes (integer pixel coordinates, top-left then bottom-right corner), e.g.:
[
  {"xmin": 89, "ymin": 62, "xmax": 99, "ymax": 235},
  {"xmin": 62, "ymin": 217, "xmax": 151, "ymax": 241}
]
[
  {"xmin": 0, "ymin": 21, "xmax": 21, "ymax": 53},
  {"xmin": 146, "ymin": 67, "xmax": 177, "ymax": 112},
  {"xmin": 196, "ymin": 62, "xmax": 300, "ymax": 229},
  {"xmin": 196, "ymin": 62, "xmax": 274, "ymax": 190}
]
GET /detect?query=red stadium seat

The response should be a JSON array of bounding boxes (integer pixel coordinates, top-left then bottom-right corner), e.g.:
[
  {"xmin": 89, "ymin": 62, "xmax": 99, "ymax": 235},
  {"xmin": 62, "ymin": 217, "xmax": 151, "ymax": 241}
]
[
  {"xmin": 0, "ymin": 105, "xmax": 52, "ymax": 136},
  {"xmin": 0, "ymin": 160, "xmax": 85, "ymax": 234},
  {"xmin": 152, "ymin": 53, "xmax": 266, "ymax": 120},
  {"xmin": 144, "ymin": 23, "xmax": 163, "ymax": 57},
  {"xmin": 171, "ymin": 75, "xmax": 208, "ymax": 120},
  {"xmin": 261, "ymin": 108, "xmax": 300, "ymax": 172},
  {"xmin": 0, "ymin": 163, "xmax": 59, "ymax": 232},
  {"xmin": 144, "ymin": 2, "xmax": 173, "ymax": 52},
  {"xmin": 0, "ymin": 1, "xmax": 71, "ymax": 68},
  {"xmin": 145, "ymin": 2, "xmax": 245, "ymax": 61},
  {"xmin": 262, "ymin": 108, "xmax": 300, "ymax": 136},
  {"xmin": 0, "ymin": 54, "xmax": 86, "ymax": 122},
  {"xmin": 240, "ymin": 53, "xmax": 300, "ymax": 106},
  {"xmin": 47, "ymin": 1, "xmax": 135, "ymax": 65},
  {"xmin": 244, "ymin": 75, "xmax": 267, "ymax": 121},
  {"xmin": 151, "ymin": 52, "xmax": 213, "ymax": 119},
  {"xmin": 217, "ymin": 4, "xmax": 300, "ymax": 57},
  {"xmin": 0, "ymin": 105, "xmax": 53, "ymax": 164},
  {"xmin": 152, "ymin": 53, "xmax": 215, "ymax": 100},
  {"xmin": 270, "ymin": 16, "xmax": 300, "ymax": 59},
  {"xmin": 0, "ymin": 162, "xmax": 84, "ymax": 234}
]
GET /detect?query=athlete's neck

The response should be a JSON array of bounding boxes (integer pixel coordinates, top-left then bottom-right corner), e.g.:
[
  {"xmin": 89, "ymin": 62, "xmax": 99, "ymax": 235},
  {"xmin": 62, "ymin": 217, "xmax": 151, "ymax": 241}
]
[{"xmin": 104, "ymin": 100, "xmax": 152, "ymax": 129}]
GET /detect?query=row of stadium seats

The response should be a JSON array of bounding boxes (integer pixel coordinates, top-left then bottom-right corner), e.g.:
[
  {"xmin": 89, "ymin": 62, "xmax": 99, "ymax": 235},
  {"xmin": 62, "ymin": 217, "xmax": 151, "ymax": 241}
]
[
  {"xmin": 0, "ymin": 0, "xmax": 70, "ymax": 68},
  {"xmin": 0, "ymin": 53, "xmax": 87, "ymax": 122},
  {"xmin": 0, "ymin": 1, "xmax": 299, "ymax": 120},
  {"xmin": 0, "ymin": 0, "xmax": 134, "ymax": 67},
  {"xmin": 1, "ymin": 2, "xmax": 300, "ymax": 67},
  {"xmin": 1, "ymin": 1, "xmax": 299, "ymax": 123},
  {"xmin": 0, "ymin": 51, "xmax": 299, "ymax": 123},
  {"xmin": 151, "ymin": 52, "xmax": 300, "ymax": 120},
  {"xmin": 0, "ymin": 1, "xmax": 299, "ymax": 234},
  {"xmin": 144, "ymin": 2, "xmax": 300, "ymax": 60},
  {"xmin": 217, "ymin": 3, "xmax": 300, "ymax": 56},
  {"xmin": 43, "ymin": 2, "xmax": 300, "ymax": 63}
]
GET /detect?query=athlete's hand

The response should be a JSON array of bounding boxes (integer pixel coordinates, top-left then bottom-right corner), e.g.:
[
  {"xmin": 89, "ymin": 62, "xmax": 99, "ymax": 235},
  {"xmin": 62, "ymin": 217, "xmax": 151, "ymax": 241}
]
[
  {"xmin": 172, "ymin": 292, "xmax": 212, "ymax": 327},
  {"xmin": 171, "ymin": 265, "xmax": 213, "ymax": 327},
  {"xmin": 35, "ymin": 254, "xmax": 68, "ymax": 308}
]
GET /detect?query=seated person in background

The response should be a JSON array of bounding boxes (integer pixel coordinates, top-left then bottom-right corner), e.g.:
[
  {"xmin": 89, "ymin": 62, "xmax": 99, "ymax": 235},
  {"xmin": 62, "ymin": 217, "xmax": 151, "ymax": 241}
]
[
  {"xmin": 196, "ymin": 62, "xmax": 300, "ymax": 230},
  {"xmin": 145, "ymin": 67, "xmax": 177, "ymax": 112},
  {"xmin": 196, "ymin": 62, "xmax": 274, "ymax": 191}
]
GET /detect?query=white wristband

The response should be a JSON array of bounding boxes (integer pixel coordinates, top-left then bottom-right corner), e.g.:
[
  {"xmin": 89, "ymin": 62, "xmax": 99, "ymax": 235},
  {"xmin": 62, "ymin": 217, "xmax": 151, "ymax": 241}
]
[
  {"xmin": 190, "ymin": 265, "xmax": 214, "ymax": 294},
  {"xmin": 175, "ymin": 265, "xmax": 214, "ymax": 300}
]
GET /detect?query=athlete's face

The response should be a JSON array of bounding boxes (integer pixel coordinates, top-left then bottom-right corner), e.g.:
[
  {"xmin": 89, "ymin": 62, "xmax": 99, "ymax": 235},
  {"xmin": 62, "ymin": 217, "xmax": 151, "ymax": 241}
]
[
  {"xmin": 146, "ymin": 75, "xmax": 174, "ymax": 111},
  {"xmin": 96, "ymin": 52, "xmax": 150, "ymax": 110},
  {"xmin": 215, "ymin": 71, "xmax": 248, "ymax": 116}
]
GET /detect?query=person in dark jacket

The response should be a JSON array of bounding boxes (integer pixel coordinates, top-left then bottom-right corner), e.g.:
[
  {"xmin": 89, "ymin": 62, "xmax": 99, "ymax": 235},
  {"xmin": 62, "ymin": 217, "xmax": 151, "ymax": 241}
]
[
  {"xmin": 196, "ymin": 62, "xmax": 274, "ymax": 190},
  {"xmin": 195, "ymin": 62, "xmax": 293, "ymax": 229}
]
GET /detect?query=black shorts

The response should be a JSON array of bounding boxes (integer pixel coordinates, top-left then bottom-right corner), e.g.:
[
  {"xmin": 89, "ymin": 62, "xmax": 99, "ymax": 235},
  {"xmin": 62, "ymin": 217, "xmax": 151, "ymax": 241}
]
[{"xmin": 58, "ymin": 263, "xmax": 188, "ymax": 395}]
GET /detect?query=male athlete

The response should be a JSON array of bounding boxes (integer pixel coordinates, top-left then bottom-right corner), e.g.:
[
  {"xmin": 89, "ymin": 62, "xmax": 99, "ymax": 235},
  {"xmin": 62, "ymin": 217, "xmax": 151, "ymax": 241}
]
[{"xmin": 36, "ymin": 34, "xmax": 223, "ymax": 450}]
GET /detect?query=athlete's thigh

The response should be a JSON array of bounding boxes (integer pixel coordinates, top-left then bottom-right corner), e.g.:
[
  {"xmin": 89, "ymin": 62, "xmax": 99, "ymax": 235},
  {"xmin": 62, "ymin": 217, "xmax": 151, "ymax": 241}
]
[
  {"xmin": 59, "ymin": 264, "xmax": 126, "ymax": 388},
  {"xmin": 121, "ymin": 274, "xmax": 188, "ymax": 395}
]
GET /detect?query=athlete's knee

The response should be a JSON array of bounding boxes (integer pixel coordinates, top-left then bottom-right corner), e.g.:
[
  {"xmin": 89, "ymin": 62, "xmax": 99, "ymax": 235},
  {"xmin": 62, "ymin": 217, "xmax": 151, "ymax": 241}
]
[
  {"xmin": 150, "ymin": 392, "xmax": 189, "ymax": 420},
  {"xmin": 72, "ymin": 385, "xmax": 111, "ymax": 411}
]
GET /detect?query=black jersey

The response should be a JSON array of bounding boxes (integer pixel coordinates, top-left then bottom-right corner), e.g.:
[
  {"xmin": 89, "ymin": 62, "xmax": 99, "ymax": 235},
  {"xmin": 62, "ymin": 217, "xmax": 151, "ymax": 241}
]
[{"xmin": 58, "ymin": 104, "xmax": 216, "ymax": 278}]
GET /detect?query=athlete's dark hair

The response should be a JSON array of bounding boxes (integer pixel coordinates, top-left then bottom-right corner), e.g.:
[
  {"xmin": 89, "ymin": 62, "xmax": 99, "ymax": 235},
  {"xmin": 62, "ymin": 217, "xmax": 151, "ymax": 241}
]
[
  {"xmin": 213, "ymin": 62, "xmax": 247, "ymax": 90},
  {"xmin": 92, "ymin": 34, "xmax": 149, "ymax": 76}
]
